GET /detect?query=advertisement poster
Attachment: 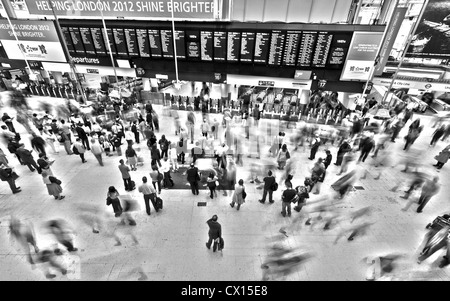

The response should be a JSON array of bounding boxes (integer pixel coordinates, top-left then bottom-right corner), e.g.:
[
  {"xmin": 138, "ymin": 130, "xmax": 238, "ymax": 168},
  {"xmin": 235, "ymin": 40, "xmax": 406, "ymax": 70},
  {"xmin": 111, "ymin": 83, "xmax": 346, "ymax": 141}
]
[
  {"xmin": 340, "ymin": 32, "xmax": 383, "ymax": 81},
  {"xmin": 25, "ymin": 0, "xmax": 216, "ymax": 19},
  {"xmin": 406, "ymin": 0, "xmax": 450, "ymax": 59},
  {"xmin": 0, "ymin": 20, "xmax": 66, "ymax": 62}
]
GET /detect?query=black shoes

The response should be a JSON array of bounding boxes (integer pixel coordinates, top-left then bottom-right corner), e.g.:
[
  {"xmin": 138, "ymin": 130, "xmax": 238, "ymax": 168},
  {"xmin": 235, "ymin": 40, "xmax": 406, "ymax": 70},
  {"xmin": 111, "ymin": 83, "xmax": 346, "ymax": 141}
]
[
  {"xmin": 205, "ymin": 243, "xmax": 210, "ymax": 250},
  {"xmin": 269, "ymin": 201, "xmax": 274, "ymax": 204},
  {"xmin": 13, "ymin": 189, "xmax": 21, "ymax": 194},
  {"xmin": 258, "ymin": 200, "xmax": 265, "ymax": 204}
]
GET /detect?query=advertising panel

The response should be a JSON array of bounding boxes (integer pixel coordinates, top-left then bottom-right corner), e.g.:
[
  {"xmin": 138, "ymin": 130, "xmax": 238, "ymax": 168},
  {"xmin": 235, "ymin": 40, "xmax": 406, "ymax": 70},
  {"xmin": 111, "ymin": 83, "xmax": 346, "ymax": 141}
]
[
  {"xmin": 340, "ymin": 32, "xmax": 383, "ymax": 81},
  {"xmin": 0, "ymin": 20, "xmax": 66, "ymax": 62},
  {"xmin": 406, "ymin": 0, "xmax": 450, "ymax": 59},
  {"xmin": 25, "ymin": 0, "xmax": 216, "ymax": 19}
]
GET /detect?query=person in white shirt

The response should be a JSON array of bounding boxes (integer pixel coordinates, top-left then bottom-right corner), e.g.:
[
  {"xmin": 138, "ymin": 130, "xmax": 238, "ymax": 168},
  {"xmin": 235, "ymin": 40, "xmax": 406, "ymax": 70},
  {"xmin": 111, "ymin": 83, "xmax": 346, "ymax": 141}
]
[
  {"xmin": 169, "ymin": 144, "xmax": 178, "ymax": 172},
  {"xmin": 138, "ymin": 176, "xmax": 157, "ymax": 215},
  {"xmin": 160, "ymin": 157, "xmax": 174, "ymax": 189},
  {"xmin": 124, "ymin": 127, "xmax": 134, "ymax": 146},
  {"xmin": 91, "ymin": 122, "xmax": 102, "ymax": 137},
  {"xmin": 90, "ymin": 138, "xmax": 104, "ymax": 166},
  {"xmin": 200, "ymin": 118, "xmax": 210, "ymax": 137},
  {"xmin": 41, "ymin": 128, "xmax": 59, "ymax": 154}
]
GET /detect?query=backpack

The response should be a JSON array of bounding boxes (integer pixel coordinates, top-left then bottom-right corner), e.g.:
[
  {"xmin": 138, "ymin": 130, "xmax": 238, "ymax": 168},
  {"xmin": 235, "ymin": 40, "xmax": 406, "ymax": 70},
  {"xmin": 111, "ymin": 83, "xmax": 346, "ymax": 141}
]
[
  {"xmin": 72, "ymin": 145, "xmax": 79, "ymax": 155},
  {"xmin": 211, "ymin": 125, "xmax": 215, "ymax": 132},
  {"xmin": 271, "ymin": 182, "xmax": 278, "ymax": 191}
]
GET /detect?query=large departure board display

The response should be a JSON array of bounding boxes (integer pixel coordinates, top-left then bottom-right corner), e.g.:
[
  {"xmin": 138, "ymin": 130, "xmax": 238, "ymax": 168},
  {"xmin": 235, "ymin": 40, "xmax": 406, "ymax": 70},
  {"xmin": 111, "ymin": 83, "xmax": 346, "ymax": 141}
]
[
  {"xmin": 90, "ymin": 28, "xmax": 106, "ymax": 55},
  {"xmin": 124, "ymin": 29, "xmax": 139, "ymax": 57},
  {"xmin": 297, "ymin": 31, "xmax": 317, "ymax": 67},
  {"xmin": 136, "ymin": 29, "xmax": 150, "ymax": 57},
  {"xmin": 69, "ymin": 27, "xmax": 84, "ymax": 54},
  {"xmin": 148, "ymin": 29, "xmax": 162, "ymax": 58},
  {"xmin": 254, "ymin": 32, "xmax": 270, "ymax": 64},
  {"xmin": 227, "ymin": 31, "xmax": 240, "ymax": 62},
  {"xmin": 240, "ymin": 32, "xmax": 255, "ymax": 63},
  {"xmin": 186, "ymin": 30, "xmax": 200, "ymax": 60},
  {"xmin": 174, "ymin": 30, "xmax": 186, "ymax": 59},
  {"xmin": 160, "ymin": 29, "xmax": 174, "ymax": 58},
  {"xmin": 61, "ymin": 27, "xmax": 75, "ymax": 54},
  {"xmin": 312, "ymin": 32, "xmax": 333, "ymax": 68},
  {"xmin": 268, "ymin": 30, "xmax": 285, "ymax": 65},
  {"xmin": 283, "ymin": 31, "xmax": 301, "ymax": 66},
  {"xmin": 113, "ymin": 28, "xmax": 127, "ymax": 56},
  {"xmin": 200, "ymin": 31, "xmax": 213, "ymax": 61},
  {"xmin": 214, "ymin": 31, "xmax": 227, "ymax": 61},
  {"xmin": 79, "ymin": 27, "xmax": 95, "ymax": 55},
  {"xmin": 60, "ymin": 22, "xmax": 361, "ymax": 70}
]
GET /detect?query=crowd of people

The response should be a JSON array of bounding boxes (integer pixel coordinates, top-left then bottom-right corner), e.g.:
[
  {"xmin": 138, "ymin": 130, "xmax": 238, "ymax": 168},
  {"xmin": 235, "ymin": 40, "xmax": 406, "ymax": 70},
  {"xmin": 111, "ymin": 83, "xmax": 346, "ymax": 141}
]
[{"xmin": 1, "ymin": 84, "xmax": 449, "ymax": 280}]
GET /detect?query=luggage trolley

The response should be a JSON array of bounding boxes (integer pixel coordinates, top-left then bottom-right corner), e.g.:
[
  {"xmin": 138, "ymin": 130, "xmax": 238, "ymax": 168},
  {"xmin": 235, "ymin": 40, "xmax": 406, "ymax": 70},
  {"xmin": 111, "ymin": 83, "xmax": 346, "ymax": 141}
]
[{"xmin": 426, "ymin": 214, "xmax": 450, "ymax": 230}]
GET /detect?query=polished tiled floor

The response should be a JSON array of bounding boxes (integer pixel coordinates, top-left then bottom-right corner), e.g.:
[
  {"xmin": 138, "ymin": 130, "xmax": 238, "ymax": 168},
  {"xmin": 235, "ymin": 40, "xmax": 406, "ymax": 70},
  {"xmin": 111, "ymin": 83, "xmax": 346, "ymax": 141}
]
[{"xmin": 0, "ymin": 93, "xmax": 449, "ymax": 281}]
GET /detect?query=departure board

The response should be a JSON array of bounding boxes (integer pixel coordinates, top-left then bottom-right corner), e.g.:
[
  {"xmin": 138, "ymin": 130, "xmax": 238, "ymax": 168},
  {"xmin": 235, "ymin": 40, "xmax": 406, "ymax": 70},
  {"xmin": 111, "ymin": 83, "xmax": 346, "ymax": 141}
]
[
  {"xmin": 268, "ymin": 30, "xmax": 285, "ymax": 65},
  {"xmin": 124, "ymin": 29, "xmax": 139, "ymax": 57},
  {"xmin": 79, "ymin": 27, "xmax": 95, "ymax": 55},
  {"xmin": 174, "ymin": 30, "xmax": 186, "ymax": 59},
  {"xmin": 312, "ymin": 32, "xmax": 333, "ymax": 68},
  {"xmin": 186, "ymin": 30, "xmax": 200, "ymax": 60},
  {"xmin": 282, "ymin": 30, "xmax": 301, "ymax": 66},
  {"xmin": 254, "ymin": 32, "xmax": 270, "ymax": 64},
  {"xmin": 148, "ymin": 29, "xmax": 162, "ymax": 58},
  {"xmin": 227, "ymin": 31, "xmax": 240, "ymax": 62},
  {"xmin": 240, "ymin": 32, "xmax": 255, "ymax": 62},
  {"xmin": 160, "ymin": 29, "xmax": 174, "ymax": 58},
  {"xmin": 136, "ymin": 29, "xmax": 150, "ymax": 57},
  {"xmin": 297, "ymin": 31, "xmax": 317, "ymax": 67},
  {"xmin": 113, "ymin": 28, "xmax": 127, "ymax": 56},
  {"xmin": 61, "ymin": 27, "xmax": 75, "ymax": 54},
  {"xmin": 103, "ymin": 28, "xmax": 116, "ymax": 55},
  {"xmin": 90, "ymin": 28, "xmax": 106, "ymax": 55},
  {"xmin": 200, "ymin": 31, "xmax": 213, "ymax": 61},
  {"xmin": 327, "ymin": 33, "xmax": 352, "ymax": 67},
  {"xmin": 69, "ymin": 27, "xmax": 85, "ymax": 54},
  {"xmin": 214, "ymin": 31, "xmax": 227, "ymax": 61}
]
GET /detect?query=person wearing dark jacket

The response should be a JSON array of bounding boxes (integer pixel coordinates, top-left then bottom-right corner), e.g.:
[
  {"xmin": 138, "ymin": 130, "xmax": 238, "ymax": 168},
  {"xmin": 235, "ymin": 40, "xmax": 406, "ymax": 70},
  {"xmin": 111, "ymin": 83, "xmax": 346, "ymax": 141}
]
[
  {"xmin": 131, "ymin": 121, "xmax": 140, "ymax": 144},
  {"xmin": 15, "ymin": 145, "xmax": 41, "ymax": 173},
  {"xmin": 2, "ymin": 113, "xmax": 16, "ymax": 133},
  {"xmin": 324, "ymin": 150, "xmax": 332, "ymax": 169},
  {"xmin": 158, "ymin": 135, "xmax": 170, "ymax": 159},
  {"xmin": 186, "ymin": 163, "xmax": 200, "ymax": 195},
  {"xmin": 281, "ymin": 182, "xmax": 297, "ymax": 217},
  {"xmin": 335, "ymin": 140, "xmax": 352, "ymax": 166},
  {"xmin": 430, "ymin": 125, "xmax": 446, "ymax": 146},
  {"xmin": 358, "ymin": 136, "xmax": 375, "ymax": 163},
  {"xmin": 7, "ymin": 139, "xmax": 24, "ymax": 165},
  {"xmin": 0, "ymin": 162, "xmax": 21, "ymax": 193},
  {"xmin": 150, "ymin": 144, "xmax": 162, "ymax": 167},
  {"xmin": 206, "ymin": 215, "xmax": 222, "ymax": 252},
  {"xmin": 259, "ymin": 170, "xmax": 276, "ymax": 204},
  {"xmin": 30, "ymin": 133, "xmax": 46, "ymax": 156},
  {"xmin": 75, "ymin": 123, "xmax": 90, "ymax": 150}
]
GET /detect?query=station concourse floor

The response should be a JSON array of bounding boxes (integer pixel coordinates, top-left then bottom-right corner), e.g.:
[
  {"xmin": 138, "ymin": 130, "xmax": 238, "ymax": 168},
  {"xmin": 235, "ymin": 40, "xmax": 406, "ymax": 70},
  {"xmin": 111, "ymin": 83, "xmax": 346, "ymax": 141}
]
[{"xmin": 0, "ymin": 97, "xmax": 449, "ymax": 281}]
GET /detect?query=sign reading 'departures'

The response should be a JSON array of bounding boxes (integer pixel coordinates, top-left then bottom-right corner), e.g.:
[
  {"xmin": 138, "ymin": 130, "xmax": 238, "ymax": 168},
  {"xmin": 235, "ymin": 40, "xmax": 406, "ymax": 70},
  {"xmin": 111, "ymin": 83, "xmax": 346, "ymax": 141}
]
[
  {"xmin": 25, "ymin": 0, "xmax": 216, "ymax": 19},
  {"xmin": 0, "ymin": 20, "xmax": 66, "ymax": 62}
]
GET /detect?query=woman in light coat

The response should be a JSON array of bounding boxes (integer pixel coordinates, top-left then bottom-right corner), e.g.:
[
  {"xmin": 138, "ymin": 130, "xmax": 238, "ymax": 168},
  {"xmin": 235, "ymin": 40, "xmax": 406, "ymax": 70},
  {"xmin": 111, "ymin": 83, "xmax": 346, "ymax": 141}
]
[
  {"xmin": 230, "ymin": 179, "xmax": 245, "ymax": 211},
  {"xmin": 434, "ymin": 145, "xmax": 450, "ymax": 169}
]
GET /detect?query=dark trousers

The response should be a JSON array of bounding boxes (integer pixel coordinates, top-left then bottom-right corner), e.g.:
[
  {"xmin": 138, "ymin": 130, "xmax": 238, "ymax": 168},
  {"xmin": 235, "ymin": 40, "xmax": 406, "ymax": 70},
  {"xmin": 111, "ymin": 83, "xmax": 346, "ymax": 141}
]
[
  {"xmin": 417, "ymin": 194, "xmax": 433, "ymax": 212},
  {"xmin": 79, "ymin": 153, "xmax": 85, "ymax": 162},
  {"xmin": 163, "ymin": 171, "xmax": 174, "ymax": 187},
  {"xmin": 161, "ymin": 149, "xmax": 168, "ymax": 159},
  {"xmin": 81, "ymin": 137, "xmax": 90, "ymax": 150},
  {"xmin": 404, "ymin": 178, "xmax": 425, "ymax": 198},
  {"xmin": 209, "ymin": 186, "xmax": 217, "ymax": 198},
  {"xmin": 178, "ymin": 152, "xmax": 185, "ymax": 164},
  {"xmin": 134, "ymin": 132, "xmax": 140, "ymax": 144},
  {"xmin": 152, "ymin": 180, "xmax": 161, "ymax": 193},
  {"xmin": 189, "ymin": 181, "xmax": 199, "ymax": 195},
  {"xmin": 123, "ymin": 177, "xmax": 132, "ymax": 191},
  {"xmin": 206, "ymin": 235, "xmax": 218, "ymax": 251},
  {"xmin": 310, "ymin": 146, "xmax": 319, "ymax": 160},
  {"xmin": 6, "ymin": 178, "xmax": 19, "ymax": 192},
  {"xmin": 35, "ymin": 144, "xmax": 46, "ymax": 156},
  {"xmin": 151, "ymin": 159, "xmax": 162, "ymax": 167},
  {"xmin": 261, "ymin": 188, "xmax": 273, "ymax": 203},
  {"xmin": 143, "ymin": 193, "xmax": 157, "ymax": 215},
  {"xmin": 24, "ymin": 160, "xmax": 41, "ymax": 173},
  {"xmin": 281, "ymin": 201, "xmax": 291, "ymax": 216},
  {"xmin": 359, "ymin": 150, "xmax": 370, "ymax": 162}
]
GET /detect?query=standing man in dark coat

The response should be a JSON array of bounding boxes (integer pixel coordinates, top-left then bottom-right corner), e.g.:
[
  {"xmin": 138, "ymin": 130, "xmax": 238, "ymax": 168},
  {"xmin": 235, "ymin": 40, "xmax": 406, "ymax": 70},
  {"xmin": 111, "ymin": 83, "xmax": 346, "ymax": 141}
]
[
  {"xmin": 30, "ymin": 133, "xmax": 46, "ymax": 156},
  {"xmin": 324, "ymin": 150, "xmax": 332, "ymax": 169},
  {"xmin": 259, "ymin": 170, "xmax": 276, "ymax": 204},
  {"xmin": 335, "ymin": 140, "xmax": 351, "ymax": 166},
  {"xmin": 16, "ymin": 145, "xmax": 41, "ymax": 173},
  {"xmin": 358, "ymin": 136, "xmax": 375, "ymax": 163},
  {"xmin": 206, "ymin": 215, "xmax": 222, "ymax": 252},
  {"xmin": 75, "ymin": 123, "xmax": 90, "ymax": 151},
  {"xmin": 186, "ymin": 163, "xmax": 200, "ymax": 195},
  {"xmin": 308, "ymin": 134, "xmax": 321, "ymax": 160}
]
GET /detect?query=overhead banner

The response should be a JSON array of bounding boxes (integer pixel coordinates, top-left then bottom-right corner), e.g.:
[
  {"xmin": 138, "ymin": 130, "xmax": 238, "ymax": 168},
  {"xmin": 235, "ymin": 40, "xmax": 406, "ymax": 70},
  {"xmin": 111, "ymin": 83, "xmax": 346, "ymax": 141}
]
[
  {"xmin": 406, "ymin": 0, "xmax": 450, "ymax": 59},
  {"xmin": 0, "ymin": 20, "xmax": 66, "ymax": 62},
  {"xmin": 25, "ymin": 0, "xmax": 217, "ymax": 19},
  {"xmin": 340, "ymin": 32, "xmax": 383, "ymax": 81},
  {"xmin": 374, "ymin": 7, "xmax": 407, "ymax": 76},
  {"xmin": 373, "ymin": 77, "xmax": 450, "ymax": 92}
]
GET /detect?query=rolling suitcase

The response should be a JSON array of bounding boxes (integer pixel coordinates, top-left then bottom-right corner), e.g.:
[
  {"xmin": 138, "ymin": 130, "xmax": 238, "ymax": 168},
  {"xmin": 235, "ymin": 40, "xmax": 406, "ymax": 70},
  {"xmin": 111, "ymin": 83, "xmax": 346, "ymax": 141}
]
[
  {"xmin": 130, "ymin": 180, "xmax": 136, "ymax": 190},
  {"xmin": 156, "ymin": 197, "xmax": 163, "ymax": 210}
]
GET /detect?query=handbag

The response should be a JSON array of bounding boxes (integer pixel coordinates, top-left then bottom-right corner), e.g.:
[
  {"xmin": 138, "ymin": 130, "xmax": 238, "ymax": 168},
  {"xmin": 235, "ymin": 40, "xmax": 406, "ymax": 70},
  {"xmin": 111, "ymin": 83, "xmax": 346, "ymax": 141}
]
[
  {"xmin": 242, "ymin": 190, "xmax": 247, "ymax": 199},
  {"xmin": 157, "ymin": 172, "xmax": 164, "ymax": 181}
]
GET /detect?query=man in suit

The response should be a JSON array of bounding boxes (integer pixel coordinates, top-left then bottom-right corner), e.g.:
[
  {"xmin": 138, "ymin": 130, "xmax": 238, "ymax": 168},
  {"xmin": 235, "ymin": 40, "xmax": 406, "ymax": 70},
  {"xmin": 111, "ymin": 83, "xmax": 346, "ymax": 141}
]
[
  {"xmin": 206, "ymin": 215, "xmax": 222, "ymax": 252},
  {"xmin": 186, "ymin": 163, "xmax": 200, "ymax": 195}
]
